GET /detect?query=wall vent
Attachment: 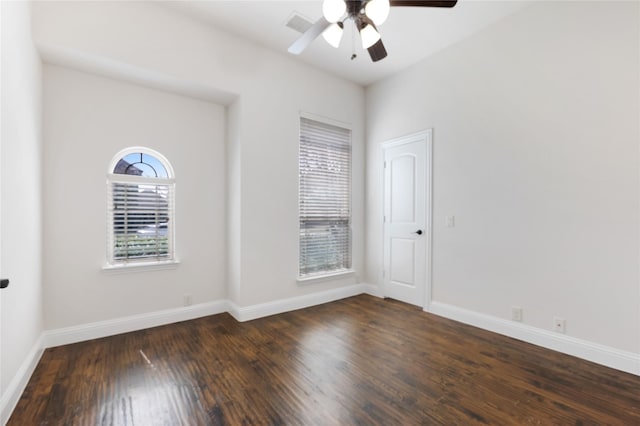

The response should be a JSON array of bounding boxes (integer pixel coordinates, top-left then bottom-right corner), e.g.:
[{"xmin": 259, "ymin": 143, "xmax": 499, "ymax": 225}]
[{"xmin": 285, "ymin": 12, "xmax": 314, "ymax": 34}]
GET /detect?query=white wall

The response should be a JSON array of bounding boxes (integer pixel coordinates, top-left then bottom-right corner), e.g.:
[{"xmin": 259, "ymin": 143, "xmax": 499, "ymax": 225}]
[
  {"xmin": 42, "ymin": 65, "xmax": 227, "ymax": 329},
  {"xmin": 33, "ymin": 1, "xmax": 365, "ymax": 325},
  {"xmin": 366, "ymin": 1, "xmax": 640, "ymax": 354},
  {"xmin": 0, "ymin": 0, "xmax": 44, "ymax": 420}
]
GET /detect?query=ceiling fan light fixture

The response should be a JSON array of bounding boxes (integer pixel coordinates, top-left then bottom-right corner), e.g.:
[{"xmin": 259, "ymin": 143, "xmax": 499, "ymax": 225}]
[
  {"xmin": 359, "ymin": 24, "xmax": 381, "ymax": 49},
  {"xmin": 322, "ymin": 22, "xmax": 344, "ymax": 48},
  {"xmin": 365, "ymin": 0, "xmax": 390, "ymax": 26},
  {"xmin": 322, "ymin": 0, "xmax": 346, "ymax": 24}
]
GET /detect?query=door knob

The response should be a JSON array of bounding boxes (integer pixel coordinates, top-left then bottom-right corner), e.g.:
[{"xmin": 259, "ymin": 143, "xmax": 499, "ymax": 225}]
[
  {"xmin": 414, "ymin": 230, "xmax": 423, "ymax": 235},
  {"xmin": 1, "ymin": 279, "xmax": 9, "ymax": 289}
]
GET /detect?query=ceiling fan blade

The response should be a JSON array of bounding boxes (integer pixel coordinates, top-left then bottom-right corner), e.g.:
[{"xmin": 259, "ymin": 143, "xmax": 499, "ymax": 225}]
[
  {"xmin": 368, "ymin": 39, "xmax": 388, "ymax": 62},
  {"xmin": 390, "ymin": 0, "xmax": 457, "ymax": 7},
  {"xmin": 288, "ymin": 17, "xmax": 331, "ymax": 55}
]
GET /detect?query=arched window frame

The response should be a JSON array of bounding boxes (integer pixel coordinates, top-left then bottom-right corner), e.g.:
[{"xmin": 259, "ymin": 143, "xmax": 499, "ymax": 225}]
[{"xmin": 105, "ymin": 147, "xmax": 177, "ymax": 269}]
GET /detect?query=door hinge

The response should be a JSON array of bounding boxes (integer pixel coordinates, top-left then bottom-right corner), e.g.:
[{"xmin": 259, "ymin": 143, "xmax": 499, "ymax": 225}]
[
  {"xmin": 384, "ymin": 161, "xmax": 387, "ymax": 169},
  {"xmin": 383, "ymin": 215, "xmax": 386, "ymax": 223}
]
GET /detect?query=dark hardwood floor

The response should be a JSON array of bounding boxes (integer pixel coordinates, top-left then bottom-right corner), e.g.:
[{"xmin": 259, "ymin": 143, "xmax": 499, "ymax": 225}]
[{"xmin": 9, "ymin": 295, "xmax": 640, "ymax": 425}]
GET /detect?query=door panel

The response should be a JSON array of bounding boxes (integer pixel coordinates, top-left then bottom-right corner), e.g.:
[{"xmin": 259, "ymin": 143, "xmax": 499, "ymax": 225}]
[
  {"xmin": 383, "ymin": 131, "xmax": 431, "ymax": 307},
  {"xmin": 390, "ymin": 155, "xmax": 416, "ymax": 223},
  {"xmin": 390, "ymin": 238, "xmax": 415, "ymax": 285}
]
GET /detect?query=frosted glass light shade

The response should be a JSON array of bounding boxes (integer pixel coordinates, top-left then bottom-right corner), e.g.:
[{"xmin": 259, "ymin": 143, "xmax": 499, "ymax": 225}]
[
  {"xmin": 360, "ymin": 24, "xmax": 381, "ymax": 49},
  {"xmin": 322, "ymin": 0, "xmax": 346, "ymax": 23},
  {"xmin": 322, "ymin": 22, "xmax": 344, "ymax": 48},
  {"xmin": 365, "ymin": 0, "xmax": 390, "ymax": 26}
]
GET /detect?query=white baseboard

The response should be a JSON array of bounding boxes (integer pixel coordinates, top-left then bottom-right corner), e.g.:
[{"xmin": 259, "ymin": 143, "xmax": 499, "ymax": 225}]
[
  {"xmin": 42, "ymin": 284, "xmax": 368, "ymax": 347},
  {"xmin": 427, "ymin": 301, "xmax": 640, "ymax": 376},
  {"xmin": 1, "ymin": 336, "xmax": 44, "ymax": 425},
  {"xmin": 227, "ymin": 284, "xmax": 367, "ymax": 322},
  {"xmin": 42, "ymin": 300, "xmax": 229, "ymax": 348}
]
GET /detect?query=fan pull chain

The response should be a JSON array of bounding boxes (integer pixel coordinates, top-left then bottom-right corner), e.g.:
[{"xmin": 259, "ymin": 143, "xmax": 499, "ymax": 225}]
[{"xmin": 350, "ymin": 22, "xmax": 357, "ymax": 60}]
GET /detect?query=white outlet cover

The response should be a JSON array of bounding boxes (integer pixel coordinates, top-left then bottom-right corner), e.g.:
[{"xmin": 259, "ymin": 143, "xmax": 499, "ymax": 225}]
[
  {"xmin": 184, "ymin": 294, "xmax": 193, "ymax": 306},
  {"xmin": 511, "ymin": 306, "xmax": 523, "ymax": 322},
  {"xmin": 553, "ymin": 317, "xmax": 566, "ymax": 333}
]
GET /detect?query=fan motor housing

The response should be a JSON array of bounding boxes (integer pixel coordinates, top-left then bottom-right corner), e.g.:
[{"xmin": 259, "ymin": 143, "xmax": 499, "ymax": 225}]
[{"xmin": 346, "ymin": 1, "xmax": 366, "ymax": 18}]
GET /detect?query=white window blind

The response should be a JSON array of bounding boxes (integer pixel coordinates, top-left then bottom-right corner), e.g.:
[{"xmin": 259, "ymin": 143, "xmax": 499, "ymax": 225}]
[
  {"xmin": 299, "ymin": 117, "xmax": 352, "ymax": 277},
  {"xmin": 106, "ymin": 149, "xmax": 175, "ymax": 265}
]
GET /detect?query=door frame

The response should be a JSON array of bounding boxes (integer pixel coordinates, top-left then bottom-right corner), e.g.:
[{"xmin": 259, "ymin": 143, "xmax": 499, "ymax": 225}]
[{"xmin": 380, "ymin": 129, "xmax": 433, "ymax": 309}]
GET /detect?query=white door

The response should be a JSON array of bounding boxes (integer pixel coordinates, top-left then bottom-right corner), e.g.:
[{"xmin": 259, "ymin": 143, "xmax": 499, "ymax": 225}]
[
  {"xmin": 0, "ymin": 80, "xmax": 3, "ymax": 308},
  {"xmin": 382, "ymin": 131, "xmax": 431, "ymax": 307}
]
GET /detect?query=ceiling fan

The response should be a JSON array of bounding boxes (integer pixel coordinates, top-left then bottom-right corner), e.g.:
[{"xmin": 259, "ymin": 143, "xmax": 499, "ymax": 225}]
[{"xmin": 288, "ymin": 0, "xmax": 458, "ymax": 62}]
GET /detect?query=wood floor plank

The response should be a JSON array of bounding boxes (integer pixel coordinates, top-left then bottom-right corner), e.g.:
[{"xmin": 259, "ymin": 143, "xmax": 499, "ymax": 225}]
[{"xmin": 8, "ymin": 295, "xmax": 640, "ymax": 425}]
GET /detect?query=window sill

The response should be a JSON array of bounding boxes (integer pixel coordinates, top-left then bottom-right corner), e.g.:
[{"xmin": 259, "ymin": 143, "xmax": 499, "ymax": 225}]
[
  {"xmin": 297, "ymin": 270, "xmax": 355, "ymax": 285},
  {"xmin": 102, "ymin": 259, "xmax": 180, "ymax": 274}
]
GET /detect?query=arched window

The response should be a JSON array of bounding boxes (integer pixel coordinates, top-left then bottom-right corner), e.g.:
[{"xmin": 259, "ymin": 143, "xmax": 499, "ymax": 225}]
[{"xmin": 106, "ymin": 147, "xmax": 175, "ymax": 265}]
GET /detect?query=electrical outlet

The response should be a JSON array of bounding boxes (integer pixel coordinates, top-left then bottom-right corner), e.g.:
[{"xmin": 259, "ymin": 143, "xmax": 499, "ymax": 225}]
[
  {"xmin": 553, "ymin": 316, "xmax": 565, "ymax": 333},
  {"xmin": 511, "ymin": 306, "xmax": 523, "ymax": 322},
  {"xmin": 446, "ymin": 216, "xmax": 455, "ymax": 228},
  {"xmin": 183, "ymin": 294, "xmax": 192, "ymax": 306}
]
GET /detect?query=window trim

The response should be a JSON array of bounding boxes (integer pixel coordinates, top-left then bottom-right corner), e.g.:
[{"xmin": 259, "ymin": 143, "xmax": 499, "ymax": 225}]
[
  {"xmin": 106, "ymin": 147, "xmax": 176, "ymax": 270},
  {"xmin": 298, "ymin": 112, "xmax": 353, "ymax": 280},
  {"xmin": 299, "ymin": 111, "xmax": 352, "ymax": 132},
  {"xmin": 296, "ymin": 269, "xmax": 355, "ymax": 285},
  {"xmin": 102, "ymin": 259, "xmax": 180, "ymax": 274}
]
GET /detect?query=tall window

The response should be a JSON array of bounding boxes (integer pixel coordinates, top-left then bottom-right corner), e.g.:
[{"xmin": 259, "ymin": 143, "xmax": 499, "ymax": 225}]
[
  {"xmin": 299, "ymin": 116, "xmax": 352, "ymax": 277},
  {"xmin": 107, "ymin": 148, "xmax": 175, "ymax": 265}
]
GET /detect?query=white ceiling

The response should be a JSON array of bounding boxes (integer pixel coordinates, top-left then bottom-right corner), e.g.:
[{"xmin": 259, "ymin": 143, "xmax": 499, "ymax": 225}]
[{"xmin": 164, "ymin": 1, "xmax": 531, "ymax": 86}]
